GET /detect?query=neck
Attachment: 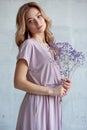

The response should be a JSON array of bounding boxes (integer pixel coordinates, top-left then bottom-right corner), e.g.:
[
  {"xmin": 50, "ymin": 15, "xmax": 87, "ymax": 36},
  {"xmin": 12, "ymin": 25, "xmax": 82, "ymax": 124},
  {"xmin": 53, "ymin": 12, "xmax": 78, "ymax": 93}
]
[{"xmin": 32, "ymin": 33, "xmax": 46, "ymax": 44}]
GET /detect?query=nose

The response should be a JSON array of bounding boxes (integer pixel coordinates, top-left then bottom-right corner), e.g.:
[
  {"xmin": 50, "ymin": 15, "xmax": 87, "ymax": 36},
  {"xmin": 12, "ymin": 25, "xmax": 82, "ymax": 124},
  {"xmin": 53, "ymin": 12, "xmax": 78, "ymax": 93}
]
[{"xmin": 35, "ymin": 19, "xmax": 41, "ymax": 26}]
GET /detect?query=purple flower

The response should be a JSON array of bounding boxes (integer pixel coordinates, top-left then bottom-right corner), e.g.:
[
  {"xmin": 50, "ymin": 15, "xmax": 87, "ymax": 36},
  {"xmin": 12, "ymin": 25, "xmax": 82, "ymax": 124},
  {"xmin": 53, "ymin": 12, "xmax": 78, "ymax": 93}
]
[{"xmin": 56, "ymin": 42, "xmax": 85, "ymax": 78}]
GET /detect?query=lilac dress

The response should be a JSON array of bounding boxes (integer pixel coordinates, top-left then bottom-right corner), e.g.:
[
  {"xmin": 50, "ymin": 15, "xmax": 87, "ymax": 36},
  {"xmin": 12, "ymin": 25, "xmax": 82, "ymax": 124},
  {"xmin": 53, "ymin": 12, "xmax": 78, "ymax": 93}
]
[{"xmin": 16, "ymin": 39, "xmax": 62, "ymax": 130}]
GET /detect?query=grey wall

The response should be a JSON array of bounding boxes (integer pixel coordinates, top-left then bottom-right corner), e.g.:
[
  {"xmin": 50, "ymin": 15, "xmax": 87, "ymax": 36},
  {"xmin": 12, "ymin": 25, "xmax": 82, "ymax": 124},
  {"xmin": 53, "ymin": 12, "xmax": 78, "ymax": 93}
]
[{"xmin": 0, "ymin": 0, "xmax": 87, "ymax": 130}]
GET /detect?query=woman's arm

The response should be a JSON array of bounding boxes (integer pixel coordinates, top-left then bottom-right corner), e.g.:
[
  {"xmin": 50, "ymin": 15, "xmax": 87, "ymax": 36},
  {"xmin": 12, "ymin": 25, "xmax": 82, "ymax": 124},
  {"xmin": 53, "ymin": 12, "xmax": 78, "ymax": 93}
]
[
  {"xmin": 14, "ymin": 59, "xmax": 69, "ymax": 96},
  {"xmin": 14, "ymin": 60, "xmax": 51, "ymax": 95}
]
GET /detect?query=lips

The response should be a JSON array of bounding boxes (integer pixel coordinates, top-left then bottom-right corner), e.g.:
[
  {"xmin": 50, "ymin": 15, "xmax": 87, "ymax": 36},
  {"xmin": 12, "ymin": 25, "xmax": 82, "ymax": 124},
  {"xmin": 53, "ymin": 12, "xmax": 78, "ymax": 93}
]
[{"xmin": 37, "ymin": 25, "xmax": 43, "ymax": 30}]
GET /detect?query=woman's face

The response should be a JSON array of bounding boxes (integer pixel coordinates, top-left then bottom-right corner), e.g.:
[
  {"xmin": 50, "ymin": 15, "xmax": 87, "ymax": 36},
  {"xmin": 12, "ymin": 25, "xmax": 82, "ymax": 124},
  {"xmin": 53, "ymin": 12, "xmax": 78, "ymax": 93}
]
[{"xmin": 25, "ymin": 7, "xmax": 46, "ymax": 36}]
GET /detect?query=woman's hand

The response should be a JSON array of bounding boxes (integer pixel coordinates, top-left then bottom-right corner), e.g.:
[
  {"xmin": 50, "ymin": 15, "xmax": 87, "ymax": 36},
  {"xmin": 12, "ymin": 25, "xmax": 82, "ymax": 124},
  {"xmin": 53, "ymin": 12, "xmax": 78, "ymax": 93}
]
[
  {"xmin": 61, "ymin": 78, "xmax": 71, "ymax": 92},
  {"xmin": 49, "ymin": 79, "xmax": 71, "ymax": 97},
  {"xmin": 49, "ymin": 85, "xmax": 67, "ymax": 97}
]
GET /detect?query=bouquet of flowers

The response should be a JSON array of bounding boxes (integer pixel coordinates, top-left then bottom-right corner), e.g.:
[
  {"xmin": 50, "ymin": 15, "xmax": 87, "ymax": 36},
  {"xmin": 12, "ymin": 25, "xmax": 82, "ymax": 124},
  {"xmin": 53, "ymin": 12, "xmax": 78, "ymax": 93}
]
[{"xmin": 56, "ymin": 42, "xmax": 85, "ymax": 79}]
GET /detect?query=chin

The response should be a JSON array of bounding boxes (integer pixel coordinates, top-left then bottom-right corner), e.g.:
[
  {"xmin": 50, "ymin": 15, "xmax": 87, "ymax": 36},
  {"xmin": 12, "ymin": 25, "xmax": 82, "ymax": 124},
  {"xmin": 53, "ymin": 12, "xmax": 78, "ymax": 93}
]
[{"xmin": 39, "ymin": 27, "xmax": 46, "ymax": 33}]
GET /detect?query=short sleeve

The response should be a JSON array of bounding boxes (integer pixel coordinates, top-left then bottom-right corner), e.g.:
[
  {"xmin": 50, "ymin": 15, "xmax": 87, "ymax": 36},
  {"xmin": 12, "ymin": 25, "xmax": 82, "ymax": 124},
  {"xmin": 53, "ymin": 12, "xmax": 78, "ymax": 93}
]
[{"xmin": 17, "ymin": 39, "xmax": 33, "ymax": 67}]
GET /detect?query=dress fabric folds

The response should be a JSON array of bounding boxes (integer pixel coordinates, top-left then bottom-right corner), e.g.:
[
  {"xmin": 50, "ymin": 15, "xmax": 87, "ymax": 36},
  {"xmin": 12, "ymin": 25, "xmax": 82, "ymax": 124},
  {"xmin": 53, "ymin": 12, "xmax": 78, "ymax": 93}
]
[{"xmin": 16, "ymin": 39, "xmax": 62, "ymax": 130}]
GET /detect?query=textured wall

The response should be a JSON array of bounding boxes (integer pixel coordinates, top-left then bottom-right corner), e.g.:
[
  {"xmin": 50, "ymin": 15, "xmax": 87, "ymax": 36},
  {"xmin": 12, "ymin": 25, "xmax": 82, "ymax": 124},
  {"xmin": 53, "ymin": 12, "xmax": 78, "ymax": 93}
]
[{"xmin": 0, "ymin": 0, "xmax": 87, "ymax": 130}]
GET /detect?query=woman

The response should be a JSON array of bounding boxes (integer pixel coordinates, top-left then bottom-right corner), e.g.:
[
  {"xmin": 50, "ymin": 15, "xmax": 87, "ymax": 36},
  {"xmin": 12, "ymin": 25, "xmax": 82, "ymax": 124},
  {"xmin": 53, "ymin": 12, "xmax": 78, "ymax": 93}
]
[{"xmin": 14, "ymin": 2, "xmax": 71, "ymax": 130}]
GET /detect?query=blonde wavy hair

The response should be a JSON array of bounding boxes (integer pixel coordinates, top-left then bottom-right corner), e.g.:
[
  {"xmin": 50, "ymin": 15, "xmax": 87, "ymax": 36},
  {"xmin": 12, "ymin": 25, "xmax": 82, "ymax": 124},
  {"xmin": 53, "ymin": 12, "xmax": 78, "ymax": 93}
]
[{"xmin": 15, "ymin": 2, "xmax": 54, "ymax": 47}]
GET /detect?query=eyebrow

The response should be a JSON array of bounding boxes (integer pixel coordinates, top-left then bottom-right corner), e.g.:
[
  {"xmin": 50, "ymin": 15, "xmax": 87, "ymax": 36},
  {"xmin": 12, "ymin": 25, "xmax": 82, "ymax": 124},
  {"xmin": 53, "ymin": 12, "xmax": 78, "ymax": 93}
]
[{"xmin": 26, "ymin": 11, "xmax": 41, "ymax": 21}]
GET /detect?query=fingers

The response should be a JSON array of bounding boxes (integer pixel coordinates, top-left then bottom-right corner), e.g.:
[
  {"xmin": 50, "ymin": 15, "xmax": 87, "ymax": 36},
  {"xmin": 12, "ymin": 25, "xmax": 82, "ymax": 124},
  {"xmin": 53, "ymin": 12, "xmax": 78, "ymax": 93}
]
[
  {"xmin": 59, "ymin": 86, "xmax": 67, "ymax": 97},
  {"xmin": 61, "ymin": 78, "xmax": 71, "ymax": 90},
  {"xmin": 61, "ymin": 78, "xmax": 71, "ymax": 83},
  {"xmin": 53, "ymin": 85, "xmax": 67, "ymax": 97},
  {"xmin": 52, "ymin": 82, "xmax": 71, "ymax": 97},
  {"xmin": 63, "ymin": 82, "xmax": 70, "ymax": 89}
]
